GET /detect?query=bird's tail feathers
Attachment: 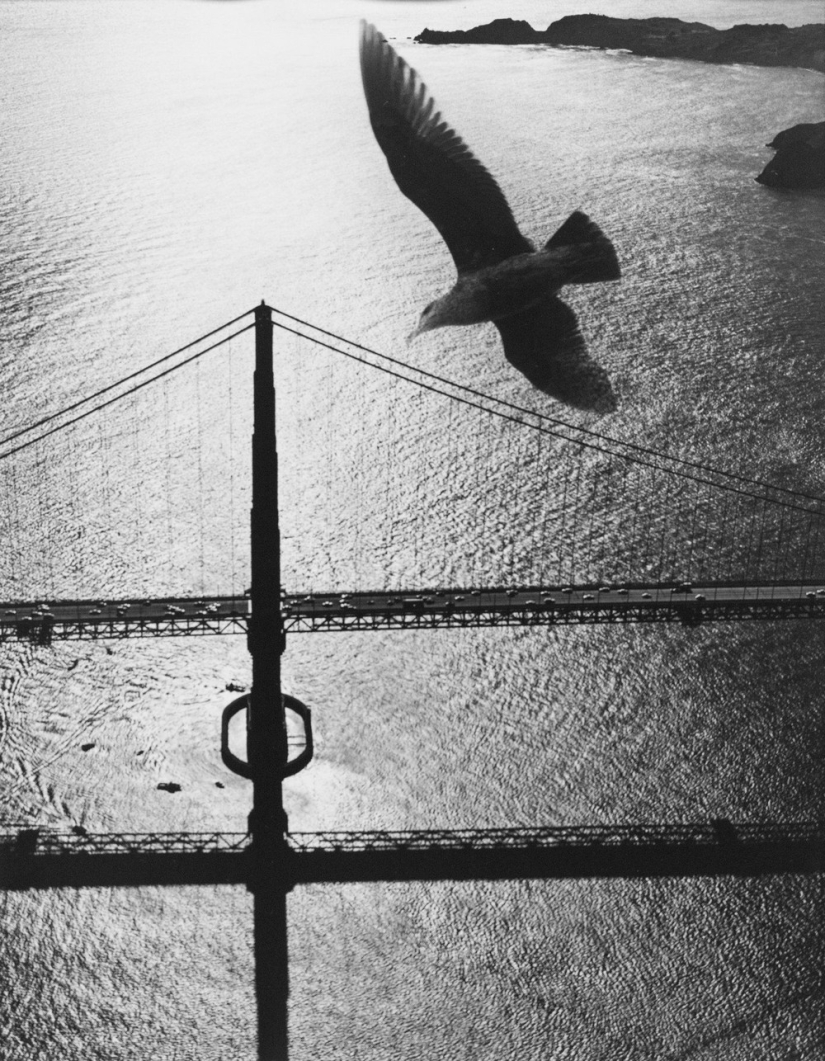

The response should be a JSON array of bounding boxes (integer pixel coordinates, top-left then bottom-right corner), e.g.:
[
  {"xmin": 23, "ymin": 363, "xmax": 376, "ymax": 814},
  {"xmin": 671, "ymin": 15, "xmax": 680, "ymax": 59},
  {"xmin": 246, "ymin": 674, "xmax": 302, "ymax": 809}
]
[{"xmin": 545, "ymin": 211, "xmax": 621, "ymax": 284}]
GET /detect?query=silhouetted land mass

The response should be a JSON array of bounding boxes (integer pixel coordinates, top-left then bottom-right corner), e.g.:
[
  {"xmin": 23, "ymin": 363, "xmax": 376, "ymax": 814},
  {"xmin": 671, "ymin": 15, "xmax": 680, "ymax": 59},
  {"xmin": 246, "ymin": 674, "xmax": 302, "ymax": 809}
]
[
  {"xmin": 756, "ymin": 121, "xmax": 825, "ymax": 188},
  {"xmin": 415, "ymin": 16, "xmax": 825, "ymax": 73}
]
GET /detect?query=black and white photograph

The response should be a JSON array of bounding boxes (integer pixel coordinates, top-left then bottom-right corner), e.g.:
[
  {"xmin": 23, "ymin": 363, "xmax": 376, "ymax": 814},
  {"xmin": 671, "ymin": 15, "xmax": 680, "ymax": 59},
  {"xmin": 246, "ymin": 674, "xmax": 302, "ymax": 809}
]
[{"xmin": 1, "ymin": 0, "xmax": 824, "ymax": 1058}]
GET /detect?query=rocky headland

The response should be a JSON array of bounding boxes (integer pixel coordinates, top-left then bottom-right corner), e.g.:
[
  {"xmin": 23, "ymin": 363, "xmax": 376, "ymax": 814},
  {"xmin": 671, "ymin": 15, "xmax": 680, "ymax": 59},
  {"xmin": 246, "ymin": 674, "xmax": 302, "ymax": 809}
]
[
  {"xmin": 415, "ymin": 16, "xmax": 825, "ymax": 73},
  {"xmin": 756, "ymin": 122, "xmax": 825, "ymax": 188}
]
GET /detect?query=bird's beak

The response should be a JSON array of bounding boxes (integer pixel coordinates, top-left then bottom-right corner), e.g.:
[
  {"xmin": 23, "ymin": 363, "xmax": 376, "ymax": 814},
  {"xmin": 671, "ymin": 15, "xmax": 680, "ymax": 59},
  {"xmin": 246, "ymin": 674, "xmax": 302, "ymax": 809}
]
[{"xmin": 406, "ymin": 323, "xmax": 423, "ymax": 345}]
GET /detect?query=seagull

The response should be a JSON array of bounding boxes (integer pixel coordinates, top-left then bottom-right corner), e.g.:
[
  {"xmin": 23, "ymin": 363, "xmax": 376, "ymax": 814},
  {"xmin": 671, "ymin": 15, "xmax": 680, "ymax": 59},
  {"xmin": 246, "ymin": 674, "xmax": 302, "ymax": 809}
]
[{"xmin": 359, "ymin": 21, "xmax": 621, "ymax": 412}]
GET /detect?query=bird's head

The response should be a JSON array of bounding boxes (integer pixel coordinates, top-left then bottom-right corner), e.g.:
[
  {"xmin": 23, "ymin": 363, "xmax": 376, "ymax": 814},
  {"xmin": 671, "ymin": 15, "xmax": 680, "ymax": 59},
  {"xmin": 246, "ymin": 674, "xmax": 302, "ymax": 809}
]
[
  {"xmin": 405, "ymin": 294, "xmax": 468, "ymax": 343},
  {"xmin": 407, "ymin": 298, "xmax": 449, "ymax": 343}
]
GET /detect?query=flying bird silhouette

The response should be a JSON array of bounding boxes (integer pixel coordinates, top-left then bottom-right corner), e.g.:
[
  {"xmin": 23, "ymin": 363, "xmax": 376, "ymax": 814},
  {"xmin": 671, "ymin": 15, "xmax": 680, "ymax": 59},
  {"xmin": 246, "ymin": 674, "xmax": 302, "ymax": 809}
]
[{"xmin": 359, "ymin": 21, "xmax": 621, "ymax": 412}]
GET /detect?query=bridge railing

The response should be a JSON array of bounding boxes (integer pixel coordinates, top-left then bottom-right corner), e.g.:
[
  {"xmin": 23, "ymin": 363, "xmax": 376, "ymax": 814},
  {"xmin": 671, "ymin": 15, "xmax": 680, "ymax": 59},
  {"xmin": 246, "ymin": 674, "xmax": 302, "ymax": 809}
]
[
  {"xmin": 3, "ymin": 822, "xmax": 821, "ymax": 860},
  {"xmin": 287, "ymin": 821, "xmax": 825, "ymax": 852},
  {"xmin": 0, "ymin": 829, "xmax": 251, "ymax": 857}
]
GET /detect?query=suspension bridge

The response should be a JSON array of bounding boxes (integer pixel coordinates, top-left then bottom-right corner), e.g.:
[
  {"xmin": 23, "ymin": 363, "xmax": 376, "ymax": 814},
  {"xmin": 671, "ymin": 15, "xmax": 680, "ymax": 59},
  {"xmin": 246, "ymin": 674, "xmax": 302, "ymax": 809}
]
[
  {"xmin": 2, "ymin": 305, "xmax": 825, "ymax": 635},
  {"xmin": 2, "ymin": 303, "xmax": 823, "ymax": 1060}
]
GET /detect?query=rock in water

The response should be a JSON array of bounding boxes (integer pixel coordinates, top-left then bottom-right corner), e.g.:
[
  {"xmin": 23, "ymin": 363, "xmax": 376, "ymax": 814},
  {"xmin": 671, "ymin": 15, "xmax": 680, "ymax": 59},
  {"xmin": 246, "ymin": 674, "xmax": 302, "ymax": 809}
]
[{"xmin": 756, "ymin": 121, "xmax": 825, "ymax": 189}]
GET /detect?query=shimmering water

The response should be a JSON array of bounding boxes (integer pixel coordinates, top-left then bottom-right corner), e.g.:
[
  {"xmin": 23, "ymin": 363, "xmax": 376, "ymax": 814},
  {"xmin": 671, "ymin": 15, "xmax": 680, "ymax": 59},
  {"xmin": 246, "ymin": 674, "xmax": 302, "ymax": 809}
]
[{"xmin": 1, "ymin": 1, "xmax": 824, "ymax": 1058}]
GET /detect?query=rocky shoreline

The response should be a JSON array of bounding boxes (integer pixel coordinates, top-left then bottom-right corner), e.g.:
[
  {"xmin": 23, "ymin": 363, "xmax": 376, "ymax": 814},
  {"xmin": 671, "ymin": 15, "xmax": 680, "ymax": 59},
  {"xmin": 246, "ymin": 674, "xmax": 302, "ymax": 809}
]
[{"xmin": 415, "ymin": 16, "xmax": 825, "ymax": 73}]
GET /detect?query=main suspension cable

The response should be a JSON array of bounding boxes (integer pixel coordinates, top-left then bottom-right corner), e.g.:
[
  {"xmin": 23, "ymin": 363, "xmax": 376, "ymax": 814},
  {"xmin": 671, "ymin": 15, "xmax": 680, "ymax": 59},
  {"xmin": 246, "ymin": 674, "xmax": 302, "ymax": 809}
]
[
  {"xmin": 268, "ymin": 312, "xmax": 823, "ymax": 516},
  {"xmin": 0, "ymin": 322, "xmax": 255, "ymax": 462},
  {"xmin": 1, "ymin": 307, "xmax": 257, "ymax": 450},
  {"xmin": 270, "ymin": 306, "xmax": 825, "ymax": 506}
]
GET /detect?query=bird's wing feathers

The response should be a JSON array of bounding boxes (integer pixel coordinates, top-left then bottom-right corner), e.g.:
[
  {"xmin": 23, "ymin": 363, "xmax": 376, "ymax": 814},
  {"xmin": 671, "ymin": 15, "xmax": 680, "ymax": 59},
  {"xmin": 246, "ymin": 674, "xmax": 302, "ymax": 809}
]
[
  {"xmin": 360, "ymin": 22, "xmax": 532, "ymax": 272},
  {"xmin": 495, "ymin": 297, "xmax": 617, "ymax": 413}
]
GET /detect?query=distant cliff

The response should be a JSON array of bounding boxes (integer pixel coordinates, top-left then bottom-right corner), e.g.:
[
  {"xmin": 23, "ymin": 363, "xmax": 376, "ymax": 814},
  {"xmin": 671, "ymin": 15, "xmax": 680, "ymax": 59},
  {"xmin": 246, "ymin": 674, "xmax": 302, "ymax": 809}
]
[
  {"xmin": 756, "ymin": 122, "xmax": 825, "ymax": 188},
  {"xmin": 415, "ymin": 16, "xmax": 825, "ymax": 73}
]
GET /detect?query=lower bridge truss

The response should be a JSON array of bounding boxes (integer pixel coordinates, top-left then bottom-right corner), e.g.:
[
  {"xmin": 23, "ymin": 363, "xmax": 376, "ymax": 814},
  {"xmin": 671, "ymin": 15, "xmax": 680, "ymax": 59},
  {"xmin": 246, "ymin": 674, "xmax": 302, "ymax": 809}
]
[{"xmin": 2, "ymin": 823, "xmax": 822, "ymax": 889}]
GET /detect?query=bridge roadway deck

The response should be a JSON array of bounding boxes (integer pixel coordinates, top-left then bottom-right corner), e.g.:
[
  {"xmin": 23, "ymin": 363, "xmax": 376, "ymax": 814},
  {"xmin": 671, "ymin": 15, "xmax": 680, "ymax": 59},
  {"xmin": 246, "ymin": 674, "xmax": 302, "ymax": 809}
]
[
  {"xmin": 1, "ymin": 824, "xmax": 822, "ymax": 888},
  {"xmin": 2, "ymin": 582, "xmax": 825, "ymax": 640}
]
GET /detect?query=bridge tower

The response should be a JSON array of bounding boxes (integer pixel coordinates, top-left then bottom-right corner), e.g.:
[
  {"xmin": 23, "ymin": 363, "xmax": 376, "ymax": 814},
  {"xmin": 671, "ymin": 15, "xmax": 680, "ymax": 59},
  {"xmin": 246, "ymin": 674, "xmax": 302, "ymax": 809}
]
[
  {"xmin": 248, "ymin": 301, "xmax": 289, "ymax": 1061},
  {"xmin": 220, "ymin": 302, "xmax": 314, "ymax": 1059}
]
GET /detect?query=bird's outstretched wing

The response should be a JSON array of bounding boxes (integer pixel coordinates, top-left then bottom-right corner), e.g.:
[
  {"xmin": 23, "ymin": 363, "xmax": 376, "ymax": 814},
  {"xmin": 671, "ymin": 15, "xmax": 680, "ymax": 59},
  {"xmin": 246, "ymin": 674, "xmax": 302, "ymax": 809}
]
[
  {"xmin": 495, "ymin": 297, "xmax": 617, "ymax": 413},
  {"xmin": 359, "ymin": 22, "xmax": 532, "ymax": 273}
]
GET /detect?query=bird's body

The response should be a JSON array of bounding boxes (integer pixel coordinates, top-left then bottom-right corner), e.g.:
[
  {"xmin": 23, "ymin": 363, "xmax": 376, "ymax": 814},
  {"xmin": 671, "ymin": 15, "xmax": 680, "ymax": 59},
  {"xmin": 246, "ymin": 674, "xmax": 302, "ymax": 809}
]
[
  {"xmin": 423, "ymin": 236, "xmax": 620, "ymax": 328},
  {"xmin": 359, "ymin": 21, "xmax": 621, "ymax": 412}
]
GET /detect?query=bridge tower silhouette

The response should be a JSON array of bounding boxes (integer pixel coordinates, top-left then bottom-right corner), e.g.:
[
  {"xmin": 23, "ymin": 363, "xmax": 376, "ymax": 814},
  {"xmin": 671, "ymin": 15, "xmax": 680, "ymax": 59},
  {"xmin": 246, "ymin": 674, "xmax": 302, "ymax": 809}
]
[{"xmin": 1, "ymin": 304, "xmax": 824, "ymax": 1061}]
